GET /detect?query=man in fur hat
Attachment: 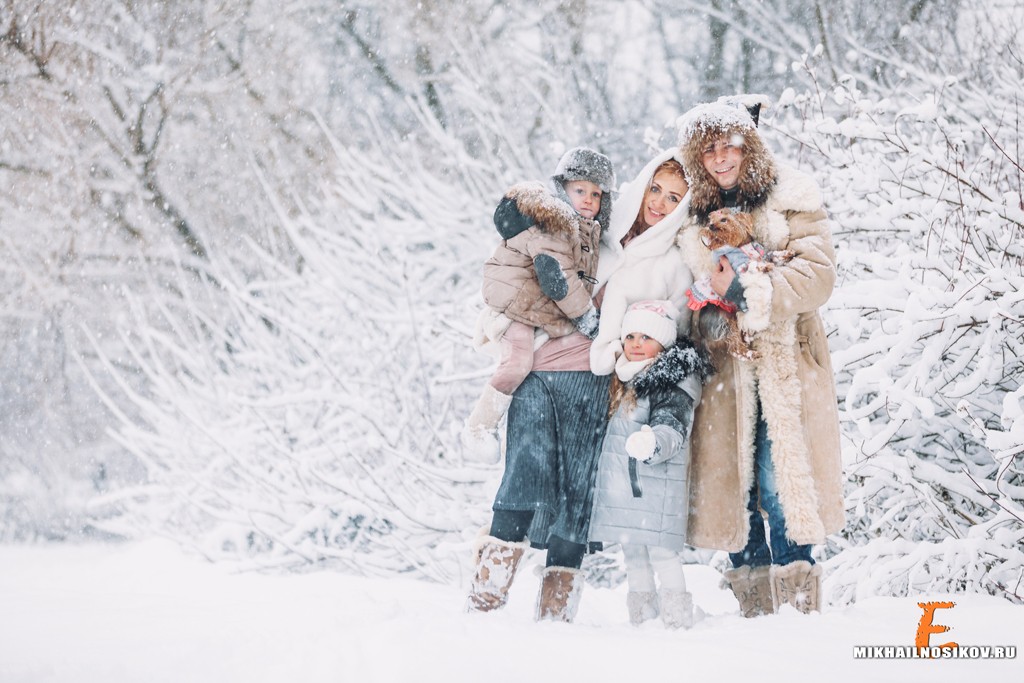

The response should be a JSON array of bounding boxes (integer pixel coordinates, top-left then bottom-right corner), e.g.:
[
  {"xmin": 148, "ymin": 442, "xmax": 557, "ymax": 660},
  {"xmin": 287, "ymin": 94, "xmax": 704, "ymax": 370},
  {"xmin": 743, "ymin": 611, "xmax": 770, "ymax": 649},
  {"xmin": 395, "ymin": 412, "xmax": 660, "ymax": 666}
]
[{"xmin": 674, "ymin": 101, "xmax": 844, "ymax": 616}]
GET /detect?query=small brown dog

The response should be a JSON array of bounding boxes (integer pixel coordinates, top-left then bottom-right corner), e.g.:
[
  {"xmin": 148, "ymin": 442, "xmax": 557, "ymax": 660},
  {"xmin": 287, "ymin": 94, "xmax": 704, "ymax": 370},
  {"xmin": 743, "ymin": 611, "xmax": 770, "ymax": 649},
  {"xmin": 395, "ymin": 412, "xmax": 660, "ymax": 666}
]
[
  {"xmin": 702, "ymin": 208, "xmax": 756, "ymax": 250},
  {"xmin": 692, "ymin": 209, "xmax": 792, "ymax": 360}
]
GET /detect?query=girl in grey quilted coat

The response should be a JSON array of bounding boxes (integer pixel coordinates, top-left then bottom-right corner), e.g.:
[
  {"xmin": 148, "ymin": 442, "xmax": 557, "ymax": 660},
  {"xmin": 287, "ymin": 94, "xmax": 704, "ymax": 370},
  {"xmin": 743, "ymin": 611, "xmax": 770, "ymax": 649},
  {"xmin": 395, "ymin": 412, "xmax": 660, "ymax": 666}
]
[{"xmin": 589, "ymin": 300, "xmax": 711, "ymax": 628}]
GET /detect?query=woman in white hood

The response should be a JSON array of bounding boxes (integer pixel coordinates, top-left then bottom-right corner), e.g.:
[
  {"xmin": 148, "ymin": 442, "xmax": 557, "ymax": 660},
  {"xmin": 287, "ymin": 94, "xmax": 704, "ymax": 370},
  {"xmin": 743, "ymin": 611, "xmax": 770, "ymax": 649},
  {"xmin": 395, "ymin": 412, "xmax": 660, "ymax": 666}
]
[{"xmin": 590, "ymin": 150, "xmax": 695, "ymax": 375}]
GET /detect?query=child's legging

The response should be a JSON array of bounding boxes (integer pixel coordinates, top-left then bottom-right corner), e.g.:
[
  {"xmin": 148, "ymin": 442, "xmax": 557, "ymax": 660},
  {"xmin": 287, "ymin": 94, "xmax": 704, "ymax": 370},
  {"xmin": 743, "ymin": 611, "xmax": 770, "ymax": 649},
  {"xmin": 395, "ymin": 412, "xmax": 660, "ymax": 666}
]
[
  {"xmin": 622, "ymin": 544, "xmax": 687, "ymax": 593},
  {"xmin": 489, "ymin": 321, "xmax": 535, "ymax": 395}
]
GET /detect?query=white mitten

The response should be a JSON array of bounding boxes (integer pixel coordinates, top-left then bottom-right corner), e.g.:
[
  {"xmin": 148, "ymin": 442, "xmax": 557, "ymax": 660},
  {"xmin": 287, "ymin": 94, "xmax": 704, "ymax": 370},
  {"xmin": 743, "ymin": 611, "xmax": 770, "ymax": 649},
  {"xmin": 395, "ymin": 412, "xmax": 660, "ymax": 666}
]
[{"xmin": 625, "ymin": 425, "xmax": 657, "ymax": 462}]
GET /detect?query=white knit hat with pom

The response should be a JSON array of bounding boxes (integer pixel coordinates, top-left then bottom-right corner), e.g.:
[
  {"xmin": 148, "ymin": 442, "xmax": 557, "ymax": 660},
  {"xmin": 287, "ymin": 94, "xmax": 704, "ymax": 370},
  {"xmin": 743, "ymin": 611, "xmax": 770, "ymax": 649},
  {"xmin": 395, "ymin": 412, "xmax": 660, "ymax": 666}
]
[{"xmin": 620, "ymin": 299, "xmax": 678, "ymax": 349}]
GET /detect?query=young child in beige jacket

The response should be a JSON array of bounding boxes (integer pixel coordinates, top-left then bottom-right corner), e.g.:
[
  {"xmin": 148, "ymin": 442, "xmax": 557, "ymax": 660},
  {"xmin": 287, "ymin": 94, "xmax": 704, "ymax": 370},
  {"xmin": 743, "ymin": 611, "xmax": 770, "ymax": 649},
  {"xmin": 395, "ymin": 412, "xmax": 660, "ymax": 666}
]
[{"xmin": 462, "ymin": 147, "xmax": 615, "ymax": 463}]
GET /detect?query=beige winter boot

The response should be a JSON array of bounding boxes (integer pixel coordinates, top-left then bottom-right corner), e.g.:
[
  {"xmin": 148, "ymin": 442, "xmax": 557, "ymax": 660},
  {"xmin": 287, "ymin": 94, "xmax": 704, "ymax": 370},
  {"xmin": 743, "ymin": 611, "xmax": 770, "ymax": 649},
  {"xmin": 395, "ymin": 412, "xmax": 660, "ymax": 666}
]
[
  {"xmin": 722, "ymin": 565, "xmax": 774, "ymax": 618},
  {"xmin": 770, "ymin": 561, "xmax": 822, "ymax": 614},
  {"xmin": 659, "ymin": 589, "xmax": 695, "ymax": 630},
  {"xmin": 465, "ymin": 534, "xmax": 529, "ymax": 613},
  {"xmin": 460, "ymin": 385, "xmax": 514, "ymax": 465},
  {"xmin": 535, "ymin": 566, "xmax": 584, "ymax": 623},
  {"xmin": 626, "ymin": 591, "xmax": 659, "ymax": 626}
]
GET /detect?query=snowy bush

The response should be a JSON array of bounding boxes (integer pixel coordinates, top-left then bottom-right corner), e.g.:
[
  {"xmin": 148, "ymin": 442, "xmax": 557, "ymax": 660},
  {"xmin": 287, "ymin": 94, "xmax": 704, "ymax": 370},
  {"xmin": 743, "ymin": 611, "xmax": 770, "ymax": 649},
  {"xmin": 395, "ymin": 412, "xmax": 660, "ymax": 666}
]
[
  {"xmin": 81, "ymin": 123, "xmax": 511, "ymax": 581},
  {"xmin": 766, "ymin": 46, "xmax": 1023, "ymax": 603}
]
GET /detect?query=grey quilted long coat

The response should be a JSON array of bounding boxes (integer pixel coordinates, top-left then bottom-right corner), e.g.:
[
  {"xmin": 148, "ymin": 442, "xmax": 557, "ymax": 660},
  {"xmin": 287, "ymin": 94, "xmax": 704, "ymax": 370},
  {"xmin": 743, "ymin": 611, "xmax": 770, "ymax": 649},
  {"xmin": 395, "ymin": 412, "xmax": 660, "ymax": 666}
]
[{"xmin": 588, "ymin": 342, "xmax": 708, "ymax": 551}]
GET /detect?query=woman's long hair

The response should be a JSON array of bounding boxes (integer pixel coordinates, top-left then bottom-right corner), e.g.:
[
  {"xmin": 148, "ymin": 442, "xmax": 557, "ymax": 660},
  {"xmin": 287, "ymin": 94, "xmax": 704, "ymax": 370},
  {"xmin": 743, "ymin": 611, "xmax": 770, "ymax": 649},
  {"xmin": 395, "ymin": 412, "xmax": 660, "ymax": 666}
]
[{"xmin": 621, "ymin": 159, "xmax": 687, "ymax": 245}]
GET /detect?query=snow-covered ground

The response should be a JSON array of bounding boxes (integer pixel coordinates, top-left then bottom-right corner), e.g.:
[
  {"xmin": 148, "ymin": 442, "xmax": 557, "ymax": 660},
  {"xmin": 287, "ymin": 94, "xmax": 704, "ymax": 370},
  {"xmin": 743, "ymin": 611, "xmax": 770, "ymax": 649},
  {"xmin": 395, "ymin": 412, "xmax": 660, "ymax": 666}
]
[{"xmin": 0, "ymin": 540, "xmax": 1019, "ymax": 683}]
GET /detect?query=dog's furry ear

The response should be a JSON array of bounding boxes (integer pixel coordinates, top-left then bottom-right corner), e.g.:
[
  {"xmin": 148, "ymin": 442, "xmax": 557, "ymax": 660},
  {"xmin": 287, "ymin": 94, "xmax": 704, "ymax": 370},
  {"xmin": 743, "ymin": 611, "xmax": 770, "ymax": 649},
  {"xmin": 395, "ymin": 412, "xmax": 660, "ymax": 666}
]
[
  {"xmin": 699, "ymin": 307, "xmax": 761, "ymax": 361},
  {"xmin": 715, "ymin": 224, "xmax": 750, "ymax": 249},
  {"xmin": 697, "ymin": 307, "xmax": 730, "ymax": 343}
]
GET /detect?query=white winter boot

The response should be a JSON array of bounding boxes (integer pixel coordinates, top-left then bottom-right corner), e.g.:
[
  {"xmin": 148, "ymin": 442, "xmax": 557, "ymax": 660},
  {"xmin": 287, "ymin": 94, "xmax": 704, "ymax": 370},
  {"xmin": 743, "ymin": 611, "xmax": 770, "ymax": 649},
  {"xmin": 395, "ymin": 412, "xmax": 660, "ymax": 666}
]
[
  {"xmin": 770, "ymin": 561, "xmax": 822, "ymax": 614},
  {"xmin": 626, "ymin": 591, "xmax": 659, "ymax": 626},
  {"xmin": 460, "ymin": 385, "xmax": 513, "ymax": 465},
  {"xmin": 659, "ymin": 589, "xmax": 695, "ymax": 629}
]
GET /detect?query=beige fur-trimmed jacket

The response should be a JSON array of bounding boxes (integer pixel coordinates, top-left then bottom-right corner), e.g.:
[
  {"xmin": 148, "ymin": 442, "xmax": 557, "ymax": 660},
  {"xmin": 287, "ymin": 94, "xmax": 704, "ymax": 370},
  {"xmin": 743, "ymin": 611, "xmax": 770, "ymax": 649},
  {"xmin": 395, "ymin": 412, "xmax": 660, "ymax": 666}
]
[
  {"xmin": 482, "ymin": 182, "xmax": 600, "ymax": 338},
  {"xmin": 676, "ymin": 164, "xmax": 845, "ymax": 551}
]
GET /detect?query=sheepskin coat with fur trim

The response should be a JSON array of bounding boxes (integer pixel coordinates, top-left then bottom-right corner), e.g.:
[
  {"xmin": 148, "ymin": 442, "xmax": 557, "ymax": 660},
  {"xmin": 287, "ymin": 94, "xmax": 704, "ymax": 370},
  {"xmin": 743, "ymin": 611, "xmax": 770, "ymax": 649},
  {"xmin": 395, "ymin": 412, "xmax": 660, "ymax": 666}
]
[
  {"xmin": 676, "ymin": 163, "xmax": 844, "ymax": 551},
  {"xmin": 589, "ymin": 149, "xmax": 694, "ymax": 375},
  {"xmin": 589, "ymin": 341, "xmax": 708, "ymax": 551},
  {"xmin": 482, "ymin": 181, "xmax": 601, "ymax": 337}
]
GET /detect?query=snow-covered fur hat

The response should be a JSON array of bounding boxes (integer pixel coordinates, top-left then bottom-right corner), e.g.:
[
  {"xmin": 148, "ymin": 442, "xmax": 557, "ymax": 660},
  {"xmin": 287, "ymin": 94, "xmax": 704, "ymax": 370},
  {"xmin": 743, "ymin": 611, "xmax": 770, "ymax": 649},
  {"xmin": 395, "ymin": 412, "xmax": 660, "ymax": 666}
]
[
  {"xmin": 552, "ymin": 146, "xmax": 616, "ymax": 192},
  {"xmin": 716, "ymin": 93, "xmax": 769, "ymax": 126},
  {"xmin": 620, "ymin": 299, "xmax": 678, "ymax": 350},
  {"xmin": 675, "ymin": 101, "xmax": 777, "ymax": 223},
  {"xmin": 549, "ymin": 146, "xmax": 616, "ymax": 229}
]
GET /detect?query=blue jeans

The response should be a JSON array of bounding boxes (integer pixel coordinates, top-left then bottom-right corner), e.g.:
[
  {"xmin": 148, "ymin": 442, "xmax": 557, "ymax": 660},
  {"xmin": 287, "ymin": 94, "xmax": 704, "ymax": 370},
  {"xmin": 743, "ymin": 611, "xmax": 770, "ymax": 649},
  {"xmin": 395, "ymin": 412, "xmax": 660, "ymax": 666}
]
[{"xmin": 729, "ymin": 405, "xmax": 814, "ymax": 568}]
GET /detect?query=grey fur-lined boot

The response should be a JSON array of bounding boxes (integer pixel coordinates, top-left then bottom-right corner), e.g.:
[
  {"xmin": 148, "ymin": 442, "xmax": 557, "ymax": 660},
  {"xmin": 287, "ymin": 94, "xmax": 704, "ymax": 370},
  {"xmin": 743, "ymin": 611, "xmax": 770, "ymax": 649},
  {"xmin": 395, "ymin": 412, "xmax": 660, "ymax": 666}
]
[
  {"xmin": 626, "ymin": 591, "xmax": 659, "ymax": 626},
  {"xmin": 722, "ymin": 565, "xmax": 774, "ymax": 618},
  {"xmin": 465, "ymin": 534, "xmax": 528, "ymax": 613},
  {"xmin": 535, "ymin": 566, "xmax": 584, "ymax": 623},
  {"xmin": 770, "ymin": 561, "xmax": 822, "ymax": 614},
  {"xmin": 659, "ymin": 589, "xmax": 695, "ymax": 629}
]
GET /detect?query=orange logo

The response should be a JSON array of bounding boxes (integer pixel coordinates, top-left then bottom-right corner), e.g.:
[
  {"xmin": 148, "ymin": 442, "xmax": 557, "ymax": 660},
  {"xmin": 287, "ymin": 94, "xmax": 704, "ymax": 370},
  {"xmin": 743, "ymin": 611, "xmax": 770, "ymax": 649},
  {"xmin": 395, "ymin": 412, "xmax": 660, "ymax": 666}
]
[
  {"xmin": 852, "ymin": 603, "xmax": 1016, "ymax": 659},
  {"xmin": 916, "ymin": 601, "xmax": 959, "ymax": 652}
]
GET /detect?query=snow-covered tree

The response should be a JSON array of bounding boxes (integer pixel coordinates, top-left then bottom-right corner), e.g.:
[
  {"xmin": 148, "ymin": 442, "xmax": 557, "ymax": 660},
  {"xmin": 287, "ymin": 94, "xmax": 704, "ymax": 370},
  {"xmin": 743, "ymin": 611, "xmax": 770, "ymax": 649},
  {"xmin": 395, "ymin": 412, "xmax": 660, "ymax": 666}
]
[
  {"xmin": 2, "ymin": 0, "xmax": 1021, "ymax": 605},
  {"xmin": 0, "ymin": 0, "xmax": 331, "ymax": 537}
]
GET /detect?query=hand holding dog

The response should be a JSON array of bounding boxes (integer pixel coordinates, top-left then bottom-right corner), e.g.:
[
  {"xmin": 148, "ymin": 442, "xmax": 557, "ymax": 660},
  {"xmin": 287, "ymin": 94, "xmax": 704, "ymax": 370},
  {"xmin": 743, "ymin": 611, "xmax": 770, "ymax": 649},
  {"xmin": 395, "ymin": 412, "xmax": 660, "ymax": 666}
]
[{"xmin": 711, "ymin": 255, "xmax": 736, "ymax": 296}]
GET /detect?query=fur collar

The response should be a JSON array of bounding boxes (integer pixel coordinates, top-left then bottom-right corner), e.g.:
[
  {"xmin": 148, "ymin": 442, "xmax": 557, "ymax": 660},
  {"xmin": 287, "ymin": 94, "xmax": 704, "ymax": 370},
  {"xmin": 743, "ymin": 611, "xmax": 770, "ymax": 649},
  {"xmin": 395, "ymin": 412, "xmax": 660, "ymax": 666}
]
[
  {"xmin": 494, "ymin": 181, "xmax": 589, "ymax": 240},
  {"xmin": 632, "ymin": 337, "xmax": 712, "ymax": 398},
  {"xmin": 678, "ymin": 164, "xmax": 823, "ymax": 274},
  {"xmin": 765, "ymin": 164, "xmax": 822, "ymax": 214}
]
